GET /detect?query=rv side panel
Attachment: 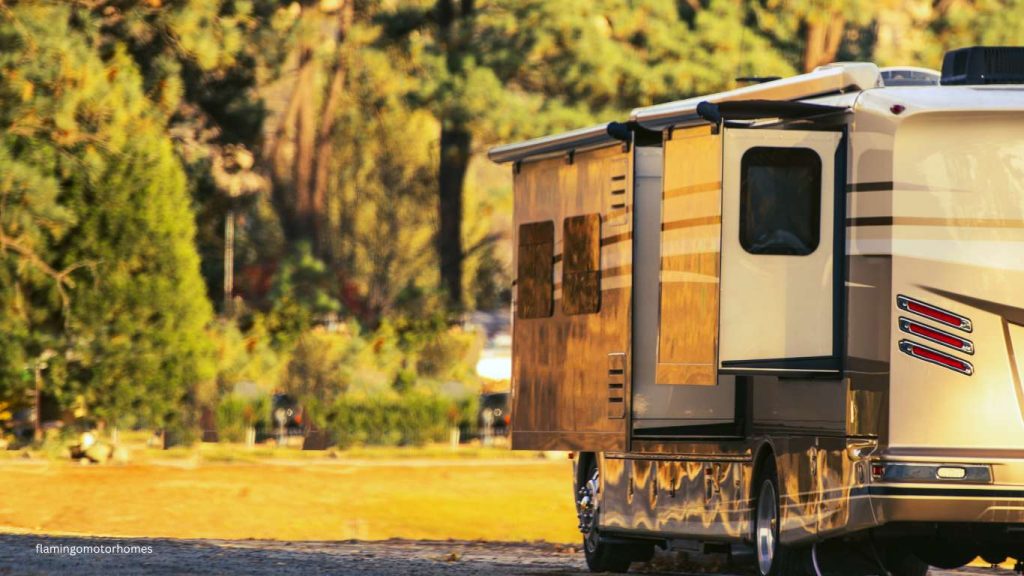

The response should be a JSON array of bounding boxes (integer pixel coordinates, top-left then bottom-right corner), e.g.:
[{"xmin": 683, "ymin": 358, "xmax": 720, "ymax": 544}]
[
  {"xmin": 511, "ymin": 144, "xmax": 633, "ymax": 451},
  {"xmin": 656, "ymin": 125, "xmax": 722, "ymax": 386}
]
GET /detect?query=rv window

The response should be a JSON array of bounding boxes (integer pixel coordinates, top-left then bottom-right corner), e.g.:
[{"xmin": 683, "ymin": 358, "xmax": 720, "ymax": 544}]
[
  {"xmin": 740, "ymin": 147, "xmax": 821, "ymax": 256},
  {"xmin": 517, "ymin": 221, "xmax": 554, "ymax": 319},
  {"xmin": 562, "ymin": 214, "xmax": 601, "ymax": 315}
]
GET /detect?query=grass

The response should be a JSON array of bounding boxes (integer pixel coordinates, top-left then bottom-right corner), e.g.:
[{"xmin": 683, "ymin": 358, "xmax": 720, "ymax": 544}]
[
  {"xmin": 0, "ymin": 427, "xmax": 555, "ymax": 464},
  {"xmin": 0, "ymin": 455, "xmax": 580, "ymax": 543}
]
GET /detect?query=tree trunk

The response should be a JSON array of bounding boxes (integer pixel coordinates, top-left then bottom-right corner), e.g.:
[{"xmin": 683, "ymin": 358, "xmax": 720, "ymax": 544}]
[
  {"xmin": 802, "ymin": 14, "xmax": 846, "ymax": 72},
  {"xmin": 311, "ymin": 0, "xmax": 354, "ymax": 259},
  {"xmin": 267, "ymin": 2, "xmax": 354, "ymax": 259},
  {"xmin": 435, "ymin": 0, "xmax": 475, "ymax": 312},
  {"xmin": 293, "ymin": 47, "xmax": 318, "ymax": 246},
  {"xmin": 438, "ymin": 124, "xmax": 470, "ymax": 310}
]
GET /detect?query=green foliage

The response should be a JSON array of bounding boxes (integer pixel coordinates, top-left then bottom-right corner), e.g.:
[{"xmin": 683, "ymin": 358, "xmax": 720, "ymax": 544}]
[
  {"xmin": 0, "ymin": 4, "xmax": 214, "ymax": 427},
  {"xmin": 327, "ymin": 392, "xmax": 474, "ymax": 448},
  {"xmin": 281, "ymin": 322, "xmax": 481, "ymax": 407},
  {"xmin": 207, "ymin": 318, "xmax": 282, "ymax": 403},
  {"xmin": 265, "ymin": 243, "xmax": 343, "ymax": 342},
  {"xmin": 216, "ymin": 394, "xmax": 270, "ymax": 443},
  {"xmin": 282, "ymin": 325, "xmax": 367, "ymax": 403}
]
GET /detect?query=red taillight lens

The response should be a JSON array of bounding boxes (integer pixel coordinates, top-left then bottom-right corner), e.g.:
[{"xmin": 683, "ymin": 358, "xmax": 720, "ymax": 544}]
[
  {"xmin": 897, "ymin": 294, "xmax": 972, "ymax": 332},
  {"xmin": 898, "ymin": 340, "xmax": 973, "ymax": 375},
  {"xmin": 871, "ymin": 464, "xmax": 884, "ymax": 479},
  {"xmin": 899, "ymin": 317, "xmax": 974, "ymax": 354}
]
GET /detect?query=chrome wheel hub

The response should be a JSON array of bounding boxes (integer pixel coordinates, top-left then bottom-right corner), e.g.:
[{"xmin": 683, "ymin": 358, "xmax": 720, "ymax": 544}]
[
  {"xmin": 756, "ymin": 480, "xmax": 778, "ymax": 575},
  {"xmin": 577, "ymin": 468, "xmax": 600, "ymax": 551}
]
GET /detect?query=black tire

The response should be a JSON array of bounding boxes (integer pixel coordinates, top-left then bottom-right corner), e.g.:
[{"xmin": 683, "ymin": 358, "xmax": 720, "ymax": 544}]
[
  {"xmin": 584, "ymin": 539, "xmax": 632, "ymax": 574},
  {"xmin": 579, "ymin": 459, "xmax": 650, "ymax": 573},
  {"xmin": 911, "ymin": 538, "xmax": 975, "ymax": 570},
  {"xmin": 884, "ymin": 546, "xmax": 930, "ymax": 576},
  {"xmin": 753, "ymin": 459, "xmax": 807, "ymax": 576},
  {"xmin": 980, "ymin": 551, "xmax": 1008, "ymax": 565}
]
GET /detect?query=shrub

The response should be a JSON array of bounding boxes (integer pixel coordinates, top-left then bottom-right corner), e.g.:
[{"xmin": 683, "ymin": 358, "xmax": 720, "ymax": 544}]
[
  {"xmin": 328, "ymin": 393, "xmax": 458, "ymax": 448},
  {"xmin": 216, "ymin": 394, "xmax": 270, "ymax": 443}
]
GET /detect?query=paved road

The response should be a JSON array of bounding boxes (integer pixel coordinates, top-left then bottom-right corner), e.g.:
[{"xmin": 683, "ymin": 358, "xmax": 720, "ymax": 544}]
[{"xmin": 0, "ymin": 534, "xmax": 1014, "ymax": 575}]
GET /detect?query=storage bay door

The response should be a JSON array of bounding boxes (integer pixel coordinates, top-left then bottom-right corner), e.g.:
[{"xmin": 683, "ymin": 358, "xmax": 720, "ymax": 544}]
[
  {"xmin": 719, "ymin": 128, "xmax": 843, "ymax": 372},
  {"xmin": 510, "ymin": 145, "xmax": 633, "ymax": 451},
  {"xmin": 632, "ymin": 126, "xmax": 737, "ymax": 431}
]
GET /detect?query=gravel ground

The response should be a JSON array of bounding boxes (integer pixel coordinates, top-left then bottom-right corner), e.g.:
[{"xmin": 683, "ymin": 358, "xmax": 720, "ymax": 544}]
[{"xmin": 0, "ymin": 534, "xmax": 1015, "ymax": 576}]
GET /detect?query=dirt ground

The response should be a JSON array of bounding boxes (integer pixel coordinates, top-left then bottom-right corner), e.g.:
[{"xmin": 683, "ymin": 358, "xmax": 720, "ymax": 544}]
[
  {"xmin": 0, "ymin": 456, "xmax": 1017, "ymax": 575},
  {"xmin": 0, "ymin": 457, "xmax": 578, "ymax": 543},
  {"xmin": 0, "ymin": 534, "xmax": 1016, "ymax": 576}
]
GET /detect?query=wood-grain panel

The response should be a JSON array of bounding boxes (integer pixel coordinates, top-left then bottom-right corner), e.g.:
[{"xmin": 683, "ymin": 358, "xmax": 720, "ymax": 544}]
[
  {"xmin": 511, "ymin": 144, "xmax": 632, "ymax": 450},
  {"xmin": 657, "ymin": 125, "xmax": 722, "ymax": 386}
]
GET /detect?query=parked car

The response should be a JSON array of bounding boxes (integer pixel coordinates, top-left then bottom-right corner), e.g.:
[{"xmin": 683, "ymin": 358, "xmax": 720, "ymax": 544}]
[{"xmin": 478, "ymin": 392, "xmax": 510, "ymax": 437}]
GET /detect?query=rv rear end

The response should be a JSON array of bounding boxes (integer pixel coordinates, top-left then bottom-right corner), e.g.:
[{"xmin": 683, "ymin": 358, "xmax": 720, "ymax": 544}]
[
  {"xmin": 491, "ymin": 46, "xmax": 1024, "ymax": 575},
  {"xmin": 859, "ymin": 85, "xmax": 1024, "ymax": 566}
]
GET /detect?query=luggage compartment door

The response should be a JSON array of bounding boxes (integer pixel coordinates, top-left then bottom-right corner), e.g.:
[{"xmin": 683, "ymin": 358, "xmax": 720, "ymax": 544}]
[
  {"xmin": 510, "ymin": 145, "xmax": 633, "ymax": 451},
  {"xmin": 630, "ymin": 125, "xmax": 738, "ymax": 432},
  {"xmin": 719, "ymin": 128, "xmax": 843, "ymax": 373}
]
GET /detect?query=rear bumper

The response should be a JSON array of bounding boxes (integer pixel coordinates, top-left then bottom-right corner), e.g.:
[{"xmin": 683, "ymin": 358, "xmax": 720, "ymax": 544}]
[
  {"xmin": 862, "ymin": 484, "xmax": 1024, "ymax": 524},
  {"xmin": 863, "ymin": 455, "xmax": 1024, "ymax": 525}
]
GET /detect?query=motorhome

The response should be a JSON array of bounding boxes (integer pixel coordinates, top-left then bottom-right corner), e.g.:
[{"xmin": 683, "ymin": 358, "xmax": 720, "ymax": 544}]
[{"xmin": 488, "ymin": 46, "xmax": 1024, "ymax": 575}]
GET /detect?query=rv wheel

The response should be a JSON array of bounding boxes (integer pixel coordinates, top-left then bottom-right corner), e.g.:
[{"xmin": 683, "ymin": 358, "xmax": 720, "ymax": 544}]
[
  {"xmin": 911, "ymin": 539, "xmax": 975, "ymax": 570},
  {"xmin": 578, "ymin": 459, "xmax": 647, "ymax": 573},
  {"xmin": 883, "ymin": 546, "xmax": 929, "ymax": 576},
  {"xmin": 753, "ymin": 462, "xmax": 804, "ymax": 576}
]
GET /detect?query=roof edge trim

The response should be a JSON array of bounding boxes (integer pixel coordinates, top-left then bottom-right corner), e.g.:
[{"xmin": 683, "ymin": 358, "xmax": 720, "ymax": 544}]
[
  {"xmin": 630, "ymin": 62, "xmax": 880, "ymax": 131},
  {"xmin": 487, "ymin": 123, "xmax": 617, "ymax": 164}
]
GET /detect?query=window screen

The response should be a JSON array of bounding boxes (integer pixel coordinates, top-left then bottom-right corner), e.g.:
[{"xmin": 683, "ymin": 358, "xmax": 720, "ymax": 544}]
[
  {"xmin": 562, "ymin": 214, "xmax": 601, "ymax": 315},
  {"xmin": 740, "ymin": 147, "xmax": 822, "ymax": 256},
  {"xmin": 517, "ymin": 221, "xmax": 554, "ymax": 319}
]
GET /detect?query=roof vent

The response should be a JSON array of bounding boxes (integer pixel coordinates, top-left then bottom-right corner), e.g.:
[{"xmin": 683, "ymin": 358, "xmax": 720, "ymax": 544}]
[
  {"xmin": 941, "ymin": 46, "xmax": 1024, "ymax": 85},
  {"xmin": 879, "ymin": 67, "xmax": 940, "ymax": 87}
]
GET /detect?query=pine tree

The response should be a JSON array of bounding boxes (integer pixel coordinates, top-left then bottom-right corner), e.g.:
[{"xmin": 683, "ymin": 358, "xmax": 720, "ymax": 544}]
[{"xmin": 0, "ymin": 4, "xmax": 214, "ymax": 429}]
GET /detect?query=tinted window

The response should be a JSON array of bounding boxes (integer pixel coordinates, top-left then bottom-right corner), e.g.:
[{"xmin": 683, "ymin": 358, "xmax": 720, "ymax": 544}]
[
  {"xmin": 740, "ymin": 147, "xmax": 821, "ymax": 256},
  {"xmin": 562, "ymin": 214, "xmax": 601, "ymax": 315},
  {"xmin": 517, "ymin": 221, "xmax": 554, "ymax": 319}
]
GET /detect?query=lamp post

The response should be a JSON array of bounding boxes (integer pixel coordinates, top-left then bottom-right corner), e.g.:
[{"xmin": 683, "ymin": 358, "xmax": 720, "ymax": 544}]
[{"xmin": 211, "ymin": 145, "xmax": 261, "ymax": 318}]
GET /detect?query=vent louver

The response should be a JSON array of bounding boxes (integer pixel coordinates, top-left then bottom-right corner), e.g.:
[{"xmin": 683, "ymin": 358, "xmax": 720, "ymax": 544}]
[{"xmin": 941, "ymin": 46, "xmax": 1024, "ymax": 85}]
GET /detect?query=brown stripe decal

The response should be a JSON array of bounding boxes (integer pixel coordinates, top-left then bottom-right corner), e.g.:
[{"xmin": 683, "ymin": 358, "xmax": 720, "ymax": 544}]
[
  {"xmin": 848, "ymin": 217, "xmax": 1024, "ymax": 229},
  {"xmin": 847, "ymin": 217, "xmax": 893, "ymax": 227},
  {"xmin": 847, "ymin": 181, "xmax": 893, "ymax": 192},
  {"xmin": 662, "ymin": 215, "xmax": 721, "ymax": 231},
  {"xmin": 601, "ymin": 232, "xmax": 632, "ymax": 246},
  {"xmin": 603, "ymin": 265, "xmax": 632, "ymax": 278},
  {"xmin": 663, "ymin": 181, "xmax": 721, "ymax": 200}
]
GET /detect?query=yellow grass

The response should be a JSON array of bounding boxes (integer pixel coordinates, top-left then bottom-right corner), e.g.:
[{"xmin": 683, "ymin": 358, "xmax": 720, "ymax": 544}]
[{"xmin": 0, "ymin": 457, "xmax": 580, "ymax": 544}]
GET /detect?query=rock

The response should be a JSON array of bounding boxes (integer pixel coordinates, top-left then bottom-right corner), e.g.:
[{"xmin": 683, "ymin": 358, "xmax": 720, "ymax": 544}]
[{"xmin": 84, "ymin": 442, "xmax": 112, "ymax": 463}]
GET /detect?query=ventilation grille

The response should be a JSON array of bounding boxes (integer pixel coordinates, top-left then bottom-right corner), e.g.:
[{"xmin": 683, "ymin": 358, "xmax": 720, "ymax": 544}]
[
  {"xmin": 941, "ymin": 46, "xmax": 1024, "ymax": 85},
  {"xmin": 606, "ymin": 159, "xmax": 629, "ymax": 227}
]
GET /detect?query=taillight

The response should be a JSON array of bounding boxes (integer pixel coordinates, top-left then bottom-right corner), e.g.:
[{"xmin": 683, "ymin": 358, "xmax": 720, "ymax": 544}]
[
  {"xmin": 871, "ymin": 463, "xmax": 884, "ymax": 480},
  {"xmin": 898, "ymin": 317, "xmax": 974, "ymax": 354},
  {"xmin": 898, "ymin": 340, "xmax": 973, "ymax": 376},
  {"xmin": 896, "ymin": 294, "xmax": 972, "ymax": 332}
]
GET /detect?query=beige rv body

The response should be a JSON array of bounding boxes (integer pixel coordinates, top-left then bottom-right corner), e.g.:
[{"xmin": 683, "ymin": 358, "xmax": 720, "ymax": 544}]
[{"xmin": 491, "ymin": 62, "xmax": 1024, "ymax": 564}]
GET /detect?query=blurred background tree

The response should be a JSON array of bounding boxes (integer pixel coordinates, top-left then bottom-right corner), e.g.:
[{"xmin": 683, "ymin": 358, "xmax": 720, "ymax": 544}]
[{"xmin": 1, "ymin": 0, "xmax": 1023, "ymax": 443}]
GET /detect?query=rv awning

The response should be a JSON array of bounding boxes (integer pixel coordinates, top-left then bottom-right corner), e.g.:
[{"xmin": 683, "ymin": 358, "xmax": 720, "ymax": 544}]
[
  {"xmin": 487, "ymin": 123, "xmax": 618, "ymax": 164},
  {"xmin": 631, "ymin": 62, "xmax": 879, "ymax": 131}
]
